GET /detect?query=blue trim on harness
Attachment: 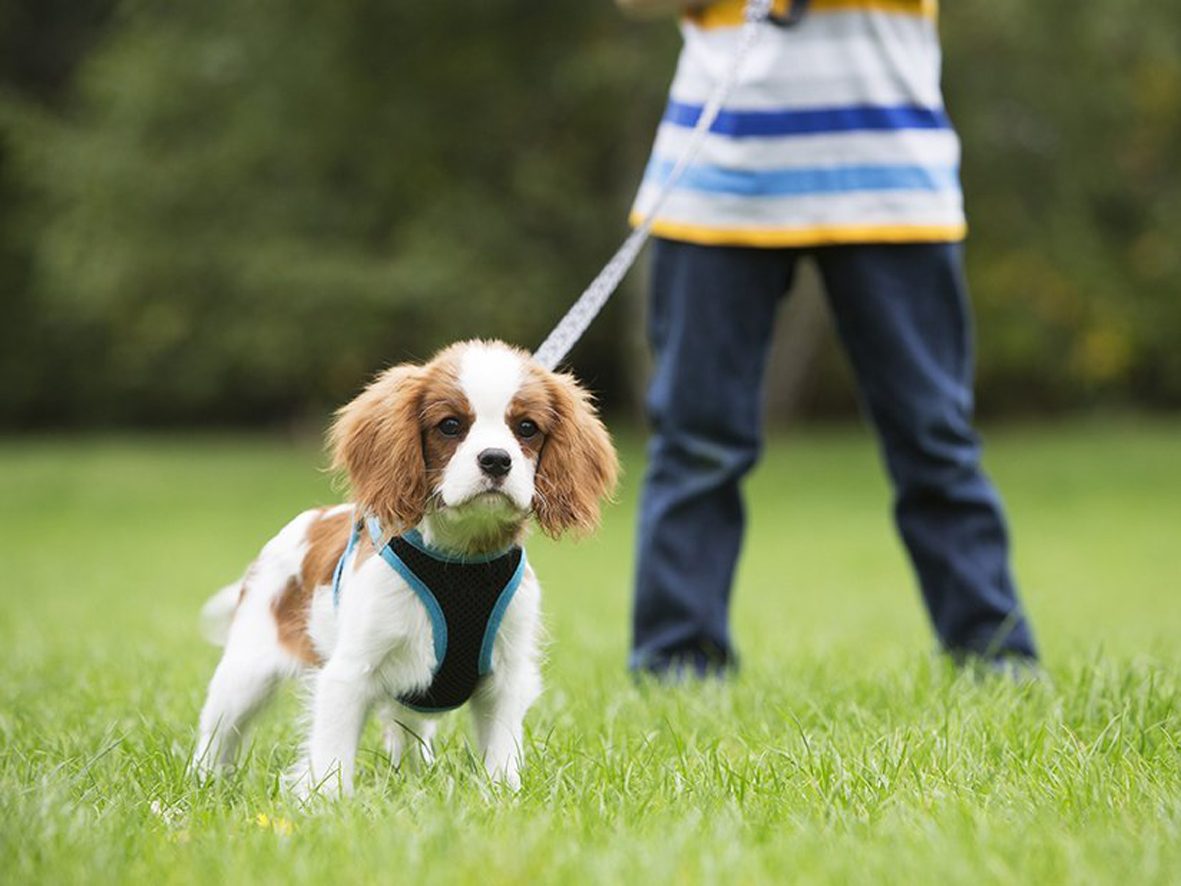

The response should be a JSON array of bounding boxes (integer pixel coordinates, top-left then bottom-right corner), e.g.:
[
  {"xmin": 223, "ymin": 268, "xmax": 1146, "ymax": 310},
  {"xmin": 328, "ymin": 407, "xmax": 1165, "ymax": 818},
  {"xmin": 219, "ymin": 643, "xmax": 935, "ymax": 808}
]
[
  {"xmin": 400, "ymin": 527, "xmax": 514, "ymax": 564},
  {"xmin": 331, "ymin": 517, "xmax": 362, "ymax": 609},
  {"xmin": 330, "ymin": 512, "xmax": 528, "ymax": 709},
  {"xmin": 365, "ymin": 517, "xmax": 448, "ymax": 668},
  {"xmin": 479, "ymin": 552, "xmax": 527, "ymax": 674}
]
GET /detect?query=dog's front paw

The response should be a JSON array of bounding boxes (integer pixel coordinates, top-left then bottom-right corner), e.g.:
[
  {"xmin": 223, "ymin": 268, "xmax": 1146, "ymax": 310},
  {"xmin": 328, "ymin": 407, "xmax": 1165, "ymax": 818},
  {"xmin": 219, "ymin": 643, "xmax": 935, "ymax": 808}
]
[
  {"xmin": 190, "ymin": 744, "xmax": 231, "ymax": 784},
  {"xmin": 284, "ymin": 763, "xmax": 316, "ymax": 802},
  {"xmin": 485, "ymin": 758, "xmax": 522, "ymax": 792},
  {"xmin": 498, "ymin": 769, "xmax": 522, "ymax": 792},
  {"xmin": 190, "ymin": 756, "xmax": 216, "ymax": 784},
  {"xmin": 285, "ymin": 758, "xmax": 352, "ymax": 801}
]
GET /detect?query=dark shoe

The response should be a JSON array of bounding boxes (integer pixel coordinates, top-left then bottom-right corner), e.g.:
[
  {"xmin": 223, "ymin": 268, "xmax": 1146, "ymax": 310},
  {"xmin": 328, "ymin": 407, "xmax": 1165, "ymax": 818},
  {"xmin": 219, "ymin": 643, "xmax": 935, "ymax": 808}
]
[
  {"xmin": 630, "ymin": 646, "xmax": 735, "ymax": 685},
  {"xmin": 952, "ymin": 651, "xmax": 1049, "ymax": 686}
]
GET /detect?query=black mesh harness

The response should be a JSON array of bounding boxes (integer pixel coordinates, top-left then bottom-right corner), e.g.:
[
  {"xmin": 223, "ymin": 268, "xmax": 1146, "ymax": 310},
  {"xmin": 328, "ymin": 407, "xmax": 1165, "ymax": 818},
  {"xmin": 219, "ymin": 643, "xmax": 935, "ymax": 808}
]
[{"xmin": 331, "ymin": 515, "xmax": 526, "ymax": 713}]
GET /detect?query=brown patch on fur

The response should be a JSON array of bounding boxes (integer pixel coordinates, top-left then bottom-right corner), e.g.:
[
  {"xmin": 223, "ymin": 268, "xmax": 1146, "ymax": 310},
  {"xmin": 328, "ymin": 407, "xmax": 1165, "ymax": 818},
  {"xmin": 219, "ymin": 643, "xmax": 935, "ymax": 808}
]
[
  {"xmin": 527, "ymin": 364, "xmax": 619, "ymax": 538},
  {"xmin": 303, "ymin": 508, "xmax": 353, "ymax": 588},
  {"xmin": 507, "ymin": 378, "xmax": 552, "ymax": 466},
  {"xmin": 418, "ymin": 354, "xmax": 474, "ymax": 492},
  {"xmin": 273, "ymin": 577, "xmax": 320, "ymax": 665},
  {"xmin": 270, "ymin": 508, "xmax": 353, "ymax": 666},
  {"xmin": 330, "ymin": 345, "xmax": 483, "ymax": 534},
  {"xmin": 330, "ymin": 364, "xmax": 431, "ymax": 534}
]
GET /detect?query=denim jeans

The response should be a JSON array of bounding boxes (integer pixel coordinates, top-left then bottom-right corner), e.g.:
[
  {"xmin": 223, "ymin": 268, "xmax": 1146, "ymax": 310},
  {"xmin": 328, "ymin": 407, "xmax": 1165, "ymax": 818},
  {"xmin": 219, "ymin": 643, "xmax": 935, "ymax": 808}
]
[{"xmin": 630, "ymin": 237, "xmax": 1038, "ymax": 674}]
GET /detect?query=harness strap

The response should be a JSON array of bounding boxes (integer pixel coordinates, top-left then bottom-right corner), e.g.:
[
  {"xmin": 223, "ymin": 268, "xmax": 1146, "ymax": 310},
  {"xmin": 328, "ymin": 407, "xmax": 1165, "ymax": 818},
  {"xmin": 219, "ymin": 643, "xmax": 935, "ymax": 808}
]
[
  {"xmin": 478, "ymin": 546, "xmax": 527, "ymax": 674},
  {"xmin": 365, "ymin": 516, "xmax": 449, "ymax": 667},
  {"xmin": 330, "ymin": 516, "xmax": 361, "ymax": 609},
  {"xmin": 330, "ymin": 511, "xmax": 528, "ymax": 712}
]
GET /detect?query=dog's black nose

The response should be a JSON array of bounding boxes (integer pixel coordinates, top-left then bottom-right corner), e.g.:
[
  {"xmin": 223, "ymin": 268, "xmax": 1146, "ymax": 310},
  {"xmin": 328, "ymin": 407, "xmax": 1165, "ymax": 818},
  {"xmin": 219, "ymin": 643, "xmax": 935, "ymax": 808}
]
[{"xmin": 478, "ymin": 448, "xmax": 512, "ymax": 479}]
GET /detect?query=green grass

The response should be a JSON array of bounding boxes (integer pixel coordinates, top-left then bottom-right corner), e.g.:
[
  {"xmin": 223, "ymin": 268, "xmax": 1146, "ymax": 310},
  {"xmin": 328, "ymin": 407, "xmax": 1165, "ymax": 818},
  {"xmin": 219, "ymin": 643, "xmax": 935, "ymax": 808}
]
[{"xmin": 2, "ymin": 420, "xmax": 1179, "ymax": 884}]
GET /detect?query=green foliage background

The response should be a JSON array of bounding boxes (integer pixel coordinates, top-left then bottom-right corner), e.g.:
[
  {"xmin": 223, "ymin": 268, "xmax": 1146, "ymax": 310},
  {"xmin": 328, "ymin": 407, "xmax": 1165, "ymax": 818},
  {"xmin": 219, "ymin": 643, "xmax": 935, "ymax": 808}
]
[{"xmin": 1, "ymin": 0, "xmax": 1179, "ymax": 426}]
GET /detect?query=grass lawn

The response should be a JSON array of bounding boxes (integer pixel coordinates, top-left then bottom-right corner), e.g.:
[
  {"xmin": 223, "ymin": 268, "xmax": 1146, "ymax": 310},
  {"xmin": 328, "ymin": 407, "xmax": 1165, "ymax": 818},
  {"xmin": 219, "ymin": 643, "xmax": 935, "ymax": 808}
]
[{"xmin": 2, "ymin": 418, "xmax": 1179, "ymax": 884}]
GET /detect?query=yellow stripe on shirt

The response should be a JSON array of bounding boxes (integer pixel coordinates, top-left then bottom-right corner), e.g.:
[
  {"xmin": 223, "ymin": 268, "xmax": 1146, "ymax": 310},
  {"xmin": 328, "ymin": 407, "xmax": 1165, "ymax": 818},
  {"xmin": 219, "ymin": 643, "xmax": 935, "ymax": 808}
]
[
  {"xmin": 688, "ymin": 0, "xmax": 938, "ymax": 29},
  {"xmin": 631, "ymin": 213, "xmax": 966, "ymax": 247}
]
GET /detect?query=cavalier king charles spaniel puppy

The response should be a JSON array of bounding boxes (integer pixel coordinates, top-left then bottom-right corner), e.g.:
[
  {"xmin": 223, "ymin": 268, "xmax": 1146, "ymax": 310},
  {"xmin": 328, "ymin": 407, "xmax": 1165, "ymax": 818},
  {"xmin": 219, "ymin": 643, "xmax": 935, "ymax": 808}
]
[{"xmin": 193, "ymin": 340, "xmax": 617, "ymax": 796}]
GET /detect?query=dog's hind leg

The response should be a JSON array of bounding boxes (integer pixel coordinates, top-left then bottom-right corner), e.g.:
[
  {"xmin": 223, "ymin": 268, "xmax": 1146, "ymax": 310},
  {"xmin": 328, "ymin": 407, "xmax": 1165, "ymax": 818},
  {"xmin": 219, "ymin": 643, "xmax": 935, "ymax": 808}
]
[
  {"xmin": 193, "ymin": 589, "xmax": 299, "ymax": 779},
  {"xmin": 193, "ymin": 649, "xmax": 286, "ymax": 779},
  {"xmin": 193, "ymin": 511, "xmax": 321, "ymax": 780}
]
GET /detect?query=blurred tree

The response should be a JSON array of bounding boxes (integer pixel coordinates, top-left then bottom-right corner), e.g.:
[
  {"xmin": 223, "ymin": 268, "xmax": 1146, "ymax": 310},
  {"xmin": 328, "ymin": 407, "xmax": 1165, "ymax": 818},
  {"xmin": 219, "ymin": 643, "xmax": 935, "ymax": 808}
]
[
  {"xmin": 0, "ymin": 0, "xmax": 1178, "ymax": 427},
  {"xmin": 946, "ymin": 0, "xmax": 1181, "ymax": 414},
  {"xmin": 3, "ymin": 0, "xmax": 677, "ymax": 425},
  {"xmin": 0, "ymin": 0, "xmax": 117, "ymax": 423}
]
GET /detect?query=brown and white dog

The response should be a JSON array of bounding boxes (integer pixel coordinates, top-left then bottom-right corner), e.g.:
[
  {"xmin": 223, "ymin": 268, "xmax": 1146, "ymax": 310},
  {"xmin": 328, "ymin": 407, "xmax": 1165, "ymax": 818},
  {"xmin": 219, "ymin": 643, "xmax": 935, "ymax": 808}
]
[{"xmin": 193, "ymin": 340, "xmax": 617, "ymax": 796}]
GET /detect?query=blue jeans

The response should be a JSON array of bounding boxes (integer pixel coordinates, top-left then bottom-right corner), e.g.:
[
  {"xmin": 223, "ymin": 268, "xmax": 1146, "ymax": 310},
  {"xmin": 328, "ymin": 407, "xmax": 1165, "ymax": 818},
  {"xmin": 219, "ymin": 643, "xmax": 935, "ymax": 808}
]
[{"xmin": 630, "ymin": 238, "xmax": 1037, "ymax": 674}]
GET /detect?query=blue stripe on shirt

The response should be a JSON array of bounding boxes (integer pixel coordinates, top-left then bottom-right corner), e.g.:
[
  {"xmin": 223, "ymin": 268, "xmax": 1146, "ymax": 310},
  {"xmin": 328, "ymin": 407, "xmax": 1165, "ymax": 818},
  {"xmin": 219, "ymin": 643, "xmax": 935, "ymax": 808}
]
[
  {"xmin": 645, "ymin": 160, "xmax": 960, "ymax": 197},
  {"xmin": 663, "ymin": 100, "xmax": 952, "ymax": 137}
]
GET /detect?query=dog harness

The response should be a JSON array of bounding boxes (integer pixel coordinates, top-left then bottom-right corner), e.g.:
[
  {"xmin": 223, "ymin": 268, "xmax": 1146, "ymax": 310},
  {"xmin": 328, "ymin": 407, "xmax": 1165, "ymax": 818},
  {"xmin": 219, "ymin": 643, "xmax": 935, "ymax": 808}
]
[{"xmin": 331, "ymin": 515, "xmax": 526, "ymax": 712}]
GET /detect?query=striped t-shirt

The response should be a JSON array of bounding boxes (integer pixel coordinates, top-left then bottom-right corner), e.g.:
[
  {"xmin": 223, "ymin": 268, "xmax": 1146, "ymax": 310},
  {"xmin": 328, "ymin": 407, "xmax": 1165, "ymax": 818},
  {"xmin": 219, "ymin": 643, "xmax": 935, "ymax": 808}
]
[{"xmin": 630, "ymin": 0, "xmax": 965, "ymax": 247}]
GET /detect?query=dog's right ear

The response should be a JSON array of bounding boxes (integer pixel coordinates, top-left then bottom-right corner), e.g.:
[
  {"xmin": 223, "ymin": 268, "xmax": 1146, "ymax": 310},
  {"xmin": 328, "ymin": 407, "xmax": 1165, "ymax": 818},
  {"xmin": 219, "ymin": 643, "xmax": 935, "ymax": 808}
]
[
  {"xmin": 532, "ymin": 369, "xmax": 619, "ymax": 539},
  {"xmin": 329, "ymin": 364, "xmax": 428, "ymax": 534}
]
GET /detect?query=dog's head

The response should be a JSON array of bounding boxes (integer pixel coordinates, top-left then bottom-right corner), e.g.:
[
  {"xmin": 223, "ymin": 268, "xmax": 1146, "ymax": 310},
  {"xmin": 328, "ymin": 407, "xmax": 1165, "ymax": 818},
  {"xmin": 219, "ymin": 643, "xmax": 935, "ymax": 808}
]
[{"xmin": 330, "ymin": 340, "xmax": 618, "ymax": 551}]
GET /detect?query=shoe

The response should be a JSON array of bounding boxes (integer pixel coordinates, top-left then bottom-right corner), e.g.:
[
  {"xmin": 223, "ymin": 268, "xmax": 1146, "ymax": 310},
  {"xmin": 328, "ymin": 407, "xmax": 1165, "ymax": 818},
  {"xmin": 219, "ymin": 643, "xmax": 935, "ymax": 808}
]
[
  {"xmin": 630, "ymin": 646, "xmax": 735, "ymax": 684},
  {"xmin": 952, "ymin": 651, "xmax": 1049, "ymax": 686}
]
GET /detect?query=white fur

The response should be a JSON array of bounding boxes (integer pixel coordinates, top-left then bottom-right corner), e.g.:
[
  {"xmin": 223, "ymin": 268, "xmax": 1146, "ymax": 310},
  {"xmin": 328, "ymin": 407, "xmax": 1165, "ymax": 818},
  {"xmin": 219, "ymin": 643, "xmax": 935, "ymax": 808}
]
[
  {"xmin": 199, "ymin": 580, "xmax": 241, "ymax": 645},
  {"xmin": 192, "ymin": 343, "xmax": 547, "ymax": 798},
  {"xmin": 435, "ymin": 346, "xmax": 535, "ymax": 514}
]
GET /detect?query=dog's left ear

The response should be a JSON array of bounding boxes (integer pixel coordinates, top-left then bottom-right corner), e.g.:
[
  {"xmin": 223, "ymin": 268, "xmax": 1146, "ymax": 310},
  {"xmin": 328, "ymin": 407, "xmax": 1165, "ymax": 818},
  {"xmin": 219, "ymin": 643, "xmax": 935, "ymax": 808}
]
[{"xmin": 533, "ymin": 370, "xmax": 619, "ymax": 538}]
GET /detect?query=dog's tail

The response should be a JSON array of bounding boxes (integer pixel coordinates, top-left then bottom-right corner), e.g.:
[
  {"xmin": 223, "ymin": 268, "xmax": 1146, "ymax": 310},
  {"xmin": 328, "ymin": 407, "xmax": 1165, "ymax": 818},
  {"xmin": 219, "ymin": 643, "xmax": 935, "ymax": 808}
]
[{"xmin": 199, "ymin": 581, "xmax": 242, "ymax": 646}]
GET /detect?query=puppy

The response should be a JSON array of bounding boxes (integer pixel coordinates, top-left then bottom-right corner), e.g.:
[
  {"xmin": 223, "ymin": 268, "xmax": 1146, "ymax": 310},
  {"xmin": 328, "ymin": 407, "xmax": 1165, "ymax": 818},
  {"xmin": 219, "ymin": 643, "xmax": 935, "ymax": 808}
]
[{"xmin": 193, "ymin": 340, "xmax": 617, "ymax": 796}]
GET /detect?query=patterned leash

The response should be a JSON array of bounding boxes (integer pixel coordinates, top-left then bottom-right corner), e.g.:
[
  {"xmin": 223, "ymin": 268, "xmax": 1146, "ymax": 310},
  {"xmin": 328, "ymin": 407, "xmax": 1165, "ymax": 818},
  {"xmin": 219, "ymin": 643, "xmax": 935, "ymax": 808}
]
[{"xmin": 532, "ymin": 0, "xmax": 775, "ymax": 371}]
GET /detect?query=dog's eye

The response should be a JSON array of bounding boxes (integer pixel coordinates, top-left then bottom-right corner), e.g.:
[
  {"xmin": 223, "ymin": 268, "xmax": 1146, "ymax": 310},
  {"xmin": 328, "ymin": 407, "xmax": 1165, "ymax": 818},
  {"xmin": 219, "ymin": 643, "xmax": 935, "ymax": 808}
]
[
  {"xmin": 437, "ymin": 417, "xmax": 463, "ymax": 437},
  {"xmin": 517, "ymin": 419, "xmax": 539, "ymax": 439}
]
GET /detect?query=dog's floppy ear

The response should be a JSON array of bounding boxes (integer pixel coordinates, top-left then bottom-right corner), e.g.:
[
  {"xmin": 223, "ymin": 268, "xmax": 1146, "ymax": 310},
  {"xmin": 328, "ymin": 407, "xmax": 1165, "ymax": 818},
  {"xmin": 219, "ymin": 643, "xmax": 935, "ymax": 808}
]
[
  {"xmin": 533, "ymin": 370, "xmax": 619, "ymax": 538},
  {"xmin": 330, "ymin": 364, "xmax": 429, "ymax": 534}
]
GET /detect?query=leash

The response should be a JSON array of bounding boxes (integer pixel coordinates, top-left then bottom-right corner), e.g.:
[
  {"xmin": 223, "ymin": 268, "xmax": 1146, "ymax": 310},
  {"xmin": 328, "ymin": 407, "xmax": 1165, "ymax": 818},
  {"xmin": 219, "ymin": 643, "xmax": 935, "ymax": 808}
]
[{"xmin": 532, "ymin": 0, "xmax": 777, "ymax": 371}]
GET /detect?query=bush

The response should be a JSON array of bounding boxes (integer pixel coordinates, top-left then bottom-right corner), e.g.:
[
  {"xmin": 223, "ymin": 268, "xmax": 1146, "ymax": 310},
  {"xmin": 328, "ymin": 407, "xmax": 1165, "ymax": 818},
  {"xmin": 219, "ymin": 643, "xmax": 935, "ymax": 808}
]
[{"xmin": 1, "ymin": 0, "xmax": 1178, "ymax": 426}]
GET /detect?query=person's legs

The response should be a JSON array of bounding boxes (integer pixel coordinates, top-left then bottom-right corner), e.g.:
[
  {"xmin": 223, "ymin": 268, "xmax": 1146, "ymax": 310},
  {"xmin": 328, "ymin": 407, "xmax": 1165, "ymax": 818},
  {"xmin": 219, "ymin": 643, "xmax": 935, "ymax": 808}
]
[
  {"xmin": 631, "ymin": 238, "xmax": 796, "ymax": 676},
  {"xmin": 815, "ymin": 242, "xmax": 1037, "ymax": 659}
]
